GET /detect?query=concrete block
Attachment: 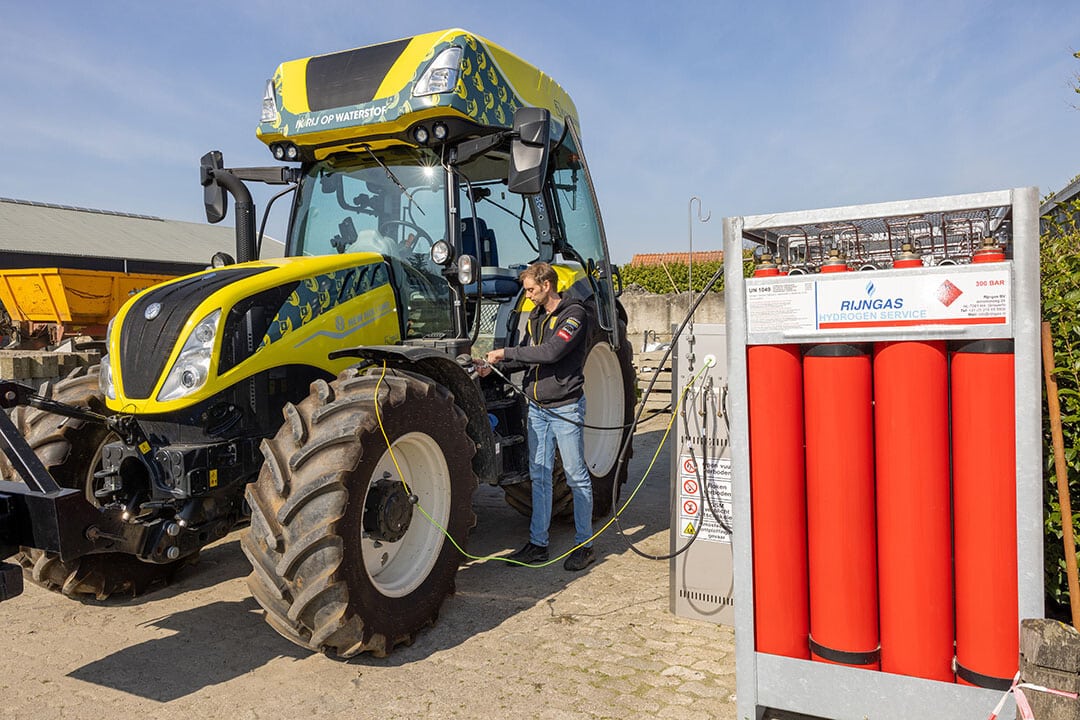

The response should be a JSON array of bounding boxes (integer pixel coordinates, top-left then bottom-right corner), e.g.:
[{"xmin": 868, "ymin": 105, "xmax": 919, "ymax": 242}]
[
  {"xmin": 0, "ymin": 354, "xmax": 33, "ymax": 380},
  {"xmin": 30, "ymin": 352, "xmax": 58, "ymax": 378},
  {"xmin": 1022, "ymin": 619, "xmax": 1080, "ymax": 673},
  {"xmin": 1020, "ymin": 618, "xmax": 1080, "ymax": 720}
]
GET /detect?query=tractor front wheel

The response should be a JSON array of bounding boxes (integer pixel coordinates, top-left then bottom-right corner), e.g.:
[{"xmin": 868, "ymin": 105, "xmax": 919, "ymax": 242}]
[{"xmin": 242, "ymin": 367, "xmax": 477, "ymax": 657}]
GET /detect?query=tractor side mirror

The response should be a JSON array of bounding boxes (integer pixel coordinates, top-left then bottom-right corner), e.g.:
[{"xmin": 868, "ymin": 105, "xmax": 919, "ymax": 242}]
[
  {"xmin": 507, "ymin": 107, "xmax": 551, "ymax": 195},
  {"xmin": 200, "ymin": 150, "xmax": 228, "ymax": 224}
]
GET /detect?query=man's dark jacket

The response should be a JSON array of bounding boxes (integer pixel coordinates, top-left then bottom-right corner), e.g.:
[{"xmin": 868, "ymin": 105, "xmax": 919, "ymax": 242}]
[{"xmin": 499, "ymin": 296, "xmax": 589, "ymax": 407}]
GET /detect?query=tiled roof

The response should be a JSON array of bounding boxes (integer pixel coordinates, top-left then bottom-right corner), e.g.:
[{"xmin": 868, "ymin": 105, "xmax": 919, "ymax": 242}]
[{"xmin": 628, "ymin": 251, "xmax": 724, "ymax": 266}]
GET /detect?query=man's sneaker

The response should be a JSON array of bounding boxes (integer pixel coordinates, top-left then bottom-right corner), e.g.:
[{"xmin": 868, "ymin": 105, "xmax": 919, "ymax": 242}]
[
  {"xmin": 563, "ymin": 546, "xmax": 595, "ymax": 571},
  {"xmin": 509, "ymin": 542, "xmax": 548, "ymax": 564}
]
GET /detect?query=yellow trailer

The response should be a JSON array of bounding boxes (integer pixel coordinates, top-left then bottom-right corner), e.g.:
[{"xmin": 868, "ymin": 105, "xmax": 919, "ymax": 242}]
[{"xmin": 0, "ymin": 267, "xmax": 182, "ymax": 345}]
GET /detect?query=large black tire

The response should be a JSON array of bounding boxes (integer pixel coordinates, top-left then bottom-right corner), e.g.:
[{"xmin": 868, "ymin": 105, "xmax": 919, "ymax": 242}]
[
  {"xmin": 502, "ymin": 318, "xmax": 636, "ymax": 519},
  {"xmin": 242, "ymin": 367, "xmax": 477, "ymax": 658},
  {"xmin": 4, "ymin": 366, "xmax": 188, "ymax": 599}
]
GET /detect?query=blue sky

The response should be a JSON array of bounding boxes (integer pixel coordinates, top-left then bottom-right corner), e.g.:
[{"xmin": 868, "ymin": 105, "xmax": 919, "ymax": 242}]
[{"xmin": 1, "ymin": 1, "xmax": 1077, "ymax": 263}]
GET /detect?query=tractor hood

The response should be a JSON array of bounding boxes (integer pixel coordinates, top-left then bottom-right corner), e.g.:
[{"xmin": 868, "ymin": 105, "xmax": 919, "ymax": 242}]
[{"xmin": 102, "ymin": 253, "xmax": 401, "ymax": 413}]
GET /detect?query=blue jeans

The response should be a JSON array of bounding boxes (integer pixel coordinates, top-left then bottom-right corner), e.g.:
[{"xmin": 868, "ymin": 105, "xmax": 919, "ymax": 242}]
[{"xmin": 527, "ymin": 396, "xmax": 593, "ymax": 547}]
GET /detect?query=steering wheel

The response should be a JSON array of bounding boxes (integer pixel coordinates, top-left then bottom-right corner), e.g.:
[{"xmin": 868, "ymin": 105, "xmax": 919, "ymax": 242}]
[{"xmin": 379, "ymin": 220, "xmax": 434, "ymax": 254}]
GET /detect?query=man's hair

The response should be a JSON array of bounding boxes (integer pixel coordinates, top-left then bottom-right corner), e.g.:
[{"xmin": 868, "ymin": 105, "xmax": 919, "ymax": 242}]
[{"xmin": 519, "ymin": 262, "xmax": 559, "ymax": 290}]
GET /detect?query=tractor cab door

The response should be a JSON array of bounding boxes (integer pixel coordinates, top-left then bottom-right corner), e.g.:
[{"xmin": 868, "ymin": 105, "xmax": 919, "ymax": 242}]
[
  {"xmin": 451, "ymin": 112, "xmax": 620, "ymax": 350},
  {"xmin": 547, "ymin": 118, "xmax": 620, "ymax": 348}
]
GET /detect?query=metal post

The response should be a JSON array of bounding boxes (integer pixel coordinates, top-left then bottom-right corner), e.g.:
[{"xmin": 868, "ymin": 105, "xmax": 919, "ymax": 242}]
[{"xmin": 687, "ymin": 196, "xmax": 710, "ymax": 373}]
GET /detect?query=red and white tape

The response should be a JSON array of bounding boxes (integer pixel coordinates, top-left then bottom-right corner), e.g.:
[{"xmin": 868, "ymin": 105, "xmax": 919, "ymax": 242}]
[{"xmin": 988, "ymin": 672, "xmax": 1079, "ymax": 720}]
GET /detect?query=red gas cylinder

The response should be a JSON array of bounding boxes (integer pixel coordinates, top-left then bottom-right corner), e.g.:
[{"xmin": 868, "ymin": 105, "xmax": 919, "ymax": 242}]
[
  {"xmin": 874, "ymin": 340, "xmax": 954, "ymax": 681},
  {"xmin": 804, "ymin": 343, "xmax": 879, "ymax": 670},
  {"xmin": 972, "ymin": 237, "xmax": 1006, "ymax": 264},
  {"xmin": 754, "ymin": 253, "xmax": 780, "ymax": 277},
  {"xmin": 749, "ymin": 341, "xmax": 808, "ymax": 658},
  {"xmin": 892, "ymin": 242, "xmax": 924, "ymax": 269},
  {"xmin": 820, "ymin": 249, "xmax": 849, "ymax": 274},
  {"xmin": 952, "ymin": 339, "xmax": 1018, "ymax": 690}
]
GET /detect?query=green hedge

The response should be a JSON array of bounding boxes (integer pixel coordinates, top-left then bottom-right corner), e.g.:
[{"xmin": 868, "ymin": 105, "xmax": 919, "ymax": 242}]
[
  {"xmin": 619, "ymin": 256, "xmax": 754, "ymax": 294},
  {"xmin": 1042, "ymin": 198, "xmax": 1080, "ymax": 617}
]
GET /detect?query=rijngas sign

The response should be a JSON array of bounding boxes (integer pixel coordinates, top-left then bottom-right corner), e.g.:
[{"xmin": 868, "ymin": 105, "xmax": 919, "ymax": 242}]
[{"xmin": 745, "ymin": 265, "xmax": 1011, "ymax": 335}]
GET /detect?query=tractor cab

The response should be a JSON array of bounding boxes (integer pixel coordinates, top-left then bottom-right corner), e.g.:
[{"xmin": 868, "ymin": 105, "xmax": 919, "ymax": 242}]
[{"xmin": 243, "ymin": 28, "xmax": 622, "ymax": 352}]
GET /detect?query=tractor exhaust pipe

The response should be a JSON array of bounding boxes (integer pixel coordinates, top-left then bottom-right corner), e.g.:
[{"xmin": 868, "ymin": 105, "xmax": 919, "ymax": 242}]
[{"xmin": 200, "ymin": 150, "xmax": 258, "ymax": 264}]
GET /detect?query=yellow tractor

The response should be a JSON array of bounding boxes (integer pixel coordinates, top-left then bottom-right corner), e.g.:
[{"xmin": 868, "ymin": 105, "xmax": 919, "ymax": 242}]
[{"xmin": 0, "ymin": 29, "xmax": 635, "ymax": 657}]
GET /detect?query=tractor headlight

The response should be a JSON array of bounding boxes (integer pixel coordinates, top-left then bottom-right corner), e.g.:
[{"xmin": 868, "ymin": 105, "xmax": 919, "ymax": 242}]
[
  {"xmin": 431, "ymin": 240, "xmax": 452, "ymax": 266},
  {"xmin": 457, "ymin": 254, "xmax": 476, "ymax": 285},
  {"xmin": 99, "ymin": 317, "xmax": 116, "ymax": 399},
  {"xmin": 157, "ymin": 310, "xmax": 221, "ymax": 403},
  {"xmin": 261, "ymin": 80, "xmax": 279, "ymax": 123},
  {"xmin": 99, "ymin": 355, "xmax": 116, "ymax": 400},
  {"xmin": 413, "ymin": 47, "xmax": 462, "ymax": 96}
]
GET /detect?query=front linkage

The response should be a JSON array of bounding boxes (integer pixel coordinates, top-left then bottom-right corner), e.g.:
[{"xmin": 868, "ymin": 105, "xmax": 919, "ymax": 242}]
[{"xmin": 0, "ymin": 380, "xmax": 211, "ymax": 602}]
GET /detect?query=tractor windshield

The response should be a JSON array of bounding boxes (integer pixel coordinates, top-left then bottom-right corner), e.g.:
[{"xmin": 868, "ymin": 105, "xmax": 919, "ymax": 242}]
[
  {"xmin": 289, "ymin": 149, "xmax": 454, "ymax": 339},
  {"xmin": 290, "ymin": 149, "xmax": 447, "ymax": 258}
]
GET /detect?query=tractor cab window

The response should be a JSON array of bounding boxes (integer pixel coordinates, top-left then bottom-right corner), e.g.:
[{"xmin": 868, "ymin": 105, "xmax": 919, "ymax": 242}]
[
  {"xmin": 452, "ymin": 150, "xmax": 542, "ymax": 350},
  {"xmin": 455, "ymin": 152, "xmax": 540, "ymax": 272},
  {"xmin": 549, "ymin": 119, "xmax": 617, "ymax": 333},
  {"xmin": 289, "ymin": 150, "xmax": 454, "ymax": 339}
]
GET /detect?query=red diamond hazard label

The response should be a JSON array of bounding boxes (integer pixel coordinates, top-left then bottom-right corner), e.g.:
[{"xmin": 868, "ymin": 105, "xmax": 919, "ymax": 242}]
[{"xmin": 936, "ymin": 279, "xmax": 963, "ymax": 307}]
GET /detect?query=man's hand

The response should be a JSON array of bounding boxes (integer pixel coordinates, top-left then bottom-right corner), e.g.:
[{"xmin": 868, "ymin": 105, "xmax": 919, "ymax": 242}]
[
  {"xmin": 474, "ymin": 358, "xmax": 493, "ymax": 378},
  {"xmin": 475, "ymin": 348, "xmax": 504, "ymax": 378}
]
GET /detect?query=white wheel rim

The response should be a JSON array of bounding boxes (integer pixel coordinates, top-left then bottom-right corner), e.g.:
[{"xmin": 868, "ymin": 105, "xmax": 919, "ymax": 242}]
[
  {"xmin": 362, "ymin": 431, "xmax": 450, "ymax": 598},
  {"xmin": 583, "ymin": 342, "xmax": 624, "ymax": 478}
]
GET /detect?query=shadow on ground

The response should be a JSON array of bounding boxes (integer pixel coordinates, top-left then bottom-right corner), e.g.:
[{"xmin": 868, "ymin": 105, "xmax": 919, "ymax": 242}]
[{"xmin": 67, "ymin": 596, "xmax": 307, "ymax": 701}]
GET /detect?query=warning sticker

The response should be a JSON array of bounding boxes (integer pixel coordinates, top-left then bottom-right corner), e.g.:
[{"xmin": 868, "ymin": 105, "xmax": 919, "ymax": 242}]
[
  {"xmin": 678, "ymin": 455, "xmax": 733, "ymax": 544},
  {"xmin": 680, "ymin": 455, "xmax": 730, "ymax": 483},
  {"xmin": 745, "ymin": 279, "xmax": 815, "ymax": 333},
  {"xmin": 679, "ymin": 506, "xmax": 732, "ymax": 543}
]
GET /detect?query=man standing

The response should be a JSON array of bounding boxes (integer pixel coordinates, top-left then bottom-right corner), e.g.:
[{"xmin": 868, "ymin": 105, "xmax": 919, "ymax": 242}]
[{"xmin": 478, "ymin": 262, "xmax": 595, "ymax": 571}]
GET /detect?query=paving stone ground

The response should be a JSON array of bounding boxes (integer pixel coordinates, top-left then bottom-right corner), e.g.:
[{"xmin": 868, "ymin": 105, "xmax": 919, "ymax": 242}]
[{"xmin": 0, "ymin": 412, "xmax": 743, "ymax": 719}]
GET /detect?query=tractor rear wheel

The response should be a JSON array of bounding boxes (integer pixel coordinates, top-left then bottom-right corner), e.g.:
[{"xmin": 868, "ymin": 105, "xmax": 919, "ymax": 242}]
[
  {"xmin": 242, "ymin": 366, "xmax": 477, "ymax": 658},
  {"xmin": 5, "ymin": 366, "xmax": 188, "ymax": 599},
  {"xmin": 502, "ymin": 318, "xmax": 636, "ymax": 519}
]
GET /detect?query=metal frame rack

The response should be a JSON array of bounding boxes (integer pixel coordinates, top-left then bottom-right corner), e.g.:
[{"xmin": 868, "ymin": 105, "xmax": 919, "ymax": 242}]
[
  {"xmin": 723, "ymin": 188, "xmax": 1043, "ymax": 720},
  {"xmin": 759, "ymin": 205, "xmax": 1011, "ymax": 273}
]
